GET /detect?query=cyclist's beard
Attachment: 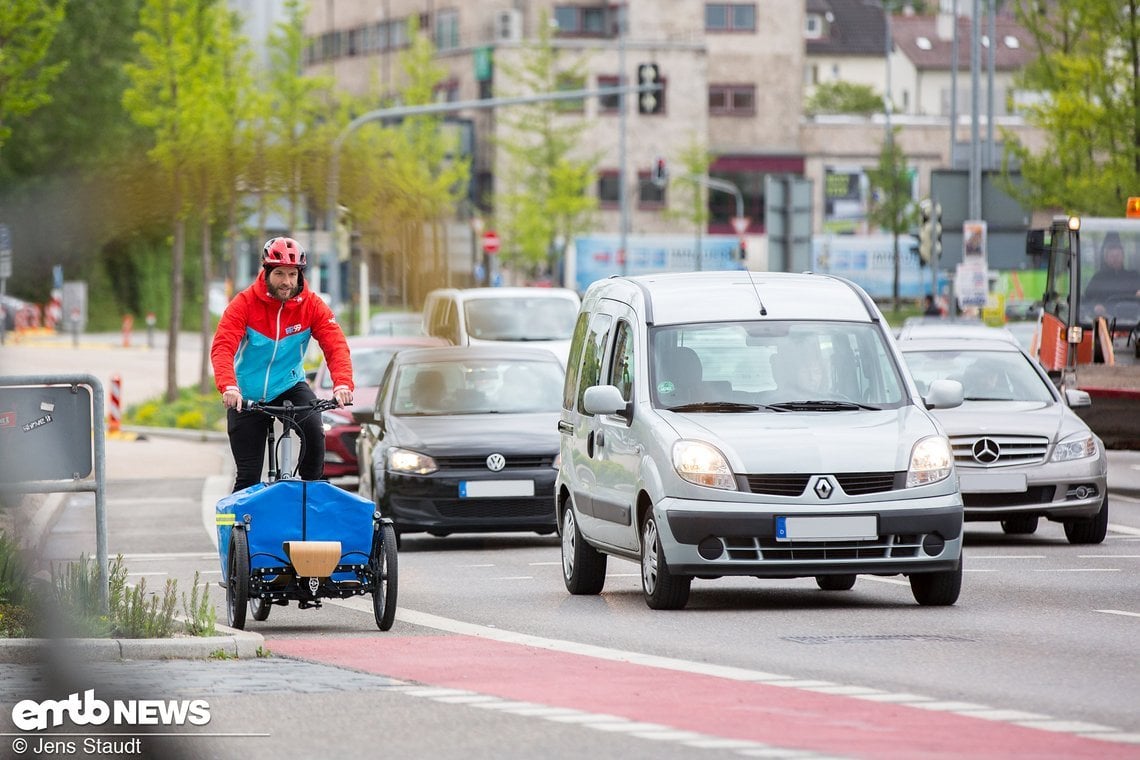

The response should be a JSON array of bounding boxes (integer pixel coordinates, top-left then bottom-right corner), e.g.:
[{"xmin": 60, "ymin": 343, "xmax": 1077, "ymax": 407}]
[{"xmin": 271, "ymin": 282, "xmax": 299, "ymax": 301}]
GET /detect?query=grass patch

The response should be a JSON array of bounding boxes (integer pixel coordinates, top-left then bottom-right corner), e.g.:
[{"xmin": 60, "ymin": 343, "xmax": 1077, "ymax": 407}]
[{"xmin": 0, "ymin": 534, "xmax": 216, "ymax": 639}]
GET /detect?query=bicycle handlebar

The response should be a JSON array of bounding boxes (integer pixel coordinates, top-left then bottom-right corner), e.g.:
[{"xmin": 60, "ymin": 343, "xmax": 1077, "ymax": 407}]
[{"xmin": 242, "ymin": 398, "xmax": 342, "ymax": 414}]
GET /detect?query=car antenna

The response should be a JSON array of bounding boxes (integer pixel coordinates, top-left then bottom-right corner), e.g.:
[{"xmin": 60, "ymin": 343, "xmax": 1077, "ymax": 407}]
[{"xmin": 746, "ymin": 271, "xmax": 768, "ymax": 316}]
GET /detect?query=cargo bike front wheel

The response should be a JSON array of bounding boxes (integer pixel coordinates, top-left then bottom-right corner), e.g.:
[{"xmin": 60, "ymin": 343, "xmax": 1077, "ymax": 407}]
[
  {"xmin": 372, "ymin": 522, "xmax": 399, "ymax": 631},
  {"xmin": 226, "ymin": 529, "xmax": 250, "ymax": 630}
]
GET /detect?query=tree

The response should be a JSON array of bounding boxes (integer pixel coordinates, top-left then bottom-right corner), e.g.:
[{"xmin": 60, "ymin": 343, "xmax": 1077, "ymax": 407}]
[
  {"xmin": 123, "ymin": 0, "xmax": 225, "ymax": 402},
  {"xmin": 804, "ymin": 81, "xmax": 885, "ymax": 117},
  {"xmin": 1004, "ymin": 0, "xmax": 1140, "ymax": 215},
  {"xmin": 0, "ymin": 0, "xmax": 67, "ymax": 152},
  {"xmin": 866, "ymin": 128, "xmax": 917, "ymax": 311},
  {"xmin": 663, "ymin": 135, "xmax": 713, "ymax": 269},
  {"xmin": 493, "ymin": 10, "xmax": 597, "ymax": 282}
]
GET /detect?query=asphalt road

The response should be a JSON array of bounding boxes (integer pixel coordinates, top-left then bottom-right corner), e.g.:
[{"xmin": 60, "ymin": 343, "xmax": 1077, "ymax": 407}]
[{"xmin": 3, "ymin": 331, "xmax": 1140, "ymax": 760}]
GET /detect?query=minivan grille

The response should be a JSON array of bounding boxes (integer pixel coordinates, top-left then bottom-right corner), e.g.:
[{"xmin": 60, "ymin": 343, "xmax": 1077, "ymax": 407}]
[
  {"xmin": 720, "ymin": 534, "xmax": 923, "ymax": 562},
  {"xmin": 744, "ymin": 472, "xmax": 900, "ymax": 496}
]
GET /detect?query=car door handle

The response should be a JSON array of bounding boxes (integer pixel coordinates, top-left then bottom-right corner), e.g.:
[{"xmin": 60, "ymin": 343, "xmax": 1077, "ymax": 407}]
[
  {"xmin": 595, "ymin": 430, "xmax": 605, "ymax": 449},
  {"xmin": 558, "ymin": 420, "xmax": 574, "ymax": 435}
]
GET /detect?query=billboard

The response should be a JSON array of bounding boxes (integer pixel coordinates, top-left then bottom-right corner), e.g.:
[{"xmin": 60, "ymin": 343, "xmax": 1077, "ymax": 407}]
[
  {"xmin": 572, "ymin": 235, "xmax": 744, "ymax": 292},
  {"xmin": 811, "ymin": 234, "xmax": 947, "ymax": 299}
]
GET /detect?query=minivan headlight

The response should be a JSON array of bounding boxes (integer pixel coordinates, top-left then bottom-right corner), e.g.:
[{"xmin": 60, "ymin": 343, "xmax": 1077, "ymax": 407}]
[
  {"xmin": 1051, "ymin": 433, "xmax": 1098, "ymax": 462},
  {"xmin": 672, "ymin": 441, "xmax": 737, "ymax": 490},
  {"xmin": 906, "ymin": 436, "xmax": 953, "ymax": 487},
  {"xmin": 387, "ymin": 447, "xmax": 438, "ymax": 475}
]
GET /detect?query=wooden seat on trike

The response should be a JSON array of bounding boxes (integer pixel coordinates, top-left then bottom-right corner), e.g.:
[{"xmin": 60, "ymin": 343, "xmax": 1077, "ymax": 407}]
[{"xmin": 283, "ymin": 540, "xmax": 342, "ymax": 578}]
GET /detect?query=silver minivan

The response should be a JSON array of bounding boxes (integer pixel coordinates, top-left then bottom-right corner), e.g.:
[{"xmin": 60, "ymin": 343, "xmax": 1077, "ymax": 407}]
[{"xmin": 555, "ymin": 271, "xmax": 965, "ymax": 610}]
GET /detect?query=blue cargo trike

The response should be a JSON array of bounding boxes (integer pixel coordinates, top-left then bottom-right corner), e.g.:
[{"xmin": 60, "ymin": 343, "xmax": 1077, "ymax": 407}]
[{"xmin": 215, "ymin": 399, "xmax": 398, "ymax": 631}]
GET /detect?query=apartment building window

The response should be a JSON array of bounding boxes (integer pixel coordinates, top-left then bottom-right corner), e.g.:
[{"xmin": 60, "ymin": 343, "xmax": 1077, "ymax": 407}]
[
  {"xmin": 597, "ymin": 171, "xmax": 620, "ymax": 207},
  {"xmin": 804, "ymin": 13, "xmax": 824, "ymax": 39},
  {"xmin": 555, "ymin": 5, "xmax": 618, "ymax": 36},
  {"xmin": 638, "ymin": 171, "xmax": 665, "ymax": 207},
  {"xmin": 709, "ymin": 85, "xmax": 755, "ymax": 116},
  {"xmin": 435, "ymin": 10, "xmax": 459, "ymax": 51},
  {"xmin": 598, "ymin": 75, "xmax": 620, "ymax": 113},
  {"xmin": 434, "ymin": 80, "xmax": 460, "ymax": 103},
  {"xmin": 705, "ymin": 3, "xmax": 756, "ymax": 32}
]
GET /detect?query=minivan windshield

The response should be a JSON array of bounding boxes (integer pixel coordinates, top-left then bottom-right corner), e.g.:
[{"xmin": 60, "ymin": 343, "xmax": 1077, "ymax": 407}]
[
  {"xmin": 464, "ymin": 297, "xmax": 578, "ymax": 341},
  {"xmin": 650, "ymin": 321, "xmax": 906, "ymax": 410}
]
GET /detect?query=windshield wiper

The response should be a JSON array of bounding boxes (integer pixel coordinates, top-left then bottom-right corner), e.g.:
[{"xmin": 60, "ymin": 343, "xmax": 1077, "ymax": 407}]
[
  {"xmin": 767, "ymin": 400, "xmax": 880, "ymax": 412},
  {"xmin": 665, "ymin": 401, "xmax": 763, "ymax": 413},
  {"xmin": 963, "ymin": 396, "xmax": 1006, "ymax": 402}
]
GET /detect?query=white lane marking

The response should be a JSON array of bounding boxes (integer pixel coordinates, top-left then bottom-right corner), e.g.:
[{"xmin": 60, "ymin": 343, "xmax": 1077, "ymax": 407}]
[
  {"xmin": 529, "ymin": 561, "xmax": 561, "ymax": 566},
  {"xmin": 971, "ymin": 555, "xmax": 1045, "ymax": 559},
  {"xmin": 1096, "ymin": 609, "xmax": 1140, "ymax": 618},
  {"xmin": 1108, "ymin": 523, "xmax": 1140, "ymax": 536},
  {"xmin": 120, "ymin": 552, "xmax": 217, "ymax": 560},
  {"xmin": 125, "ymin": 571, "xmax": 169, "ymax": 577},
  {"xmin": 491, "ymin": 576, "xmax": 534, "ymax": 581},
  {"xmin": 1033, "ymin": 568, "xmax": 1120, "ymax": 572}
]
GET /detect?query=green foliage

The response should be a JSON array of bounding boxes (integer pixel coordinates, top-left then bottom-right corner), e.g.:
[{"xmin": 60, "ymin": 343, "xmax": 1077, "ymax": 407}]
[
  {"xmin": 1004, "ymin": 0, "xmax": 1140, "ymax": 215},
  {"xmin": 866, "ymin": 128, "xmax": 918, "ymax": 310},
  {"xmin": 0, "ymin": 0, "xmax": 68, "ymax": 150},
  {"xmin": 493, "ymin": 9, "xmax": 598, "ymax": 280},
  {"xmin": 181, "ymin": 571, "xmax": 216, "ymax": 637},
  {"xmin": 804, "ymin": 81, "xmax": 885, "ymax": 117},
  {"xmin": 124, "ymin": 386, "xmax": 226, "ymax": 431},
  {"xmin": 0, "ymin": 534, "xmax": 32, "ymax": 609}
]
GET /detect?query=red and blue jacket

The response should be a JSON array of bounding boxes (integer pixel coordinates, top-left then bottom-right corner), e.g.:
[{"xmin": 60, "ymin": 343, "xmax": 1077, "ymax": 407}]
[{"xmin": 211, "ymin": 276, "xmax": 354, "ymax": 402}]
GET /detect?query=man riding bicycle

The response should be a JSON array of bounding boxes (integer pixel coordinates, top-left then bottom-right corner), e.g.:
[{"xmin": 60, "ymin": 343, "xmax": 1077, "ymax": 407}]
[{"xmin": 211, "ymin": 237, "xmax": 354, "ymax": 492}]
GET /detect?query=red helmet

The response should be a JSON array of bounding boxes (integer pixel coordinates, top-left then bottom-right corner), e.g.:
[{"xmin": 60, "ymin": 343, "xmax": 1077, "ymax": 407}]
[{"xmin": 262, "ymin": 237, "xmax": 307, "ymax": 269}]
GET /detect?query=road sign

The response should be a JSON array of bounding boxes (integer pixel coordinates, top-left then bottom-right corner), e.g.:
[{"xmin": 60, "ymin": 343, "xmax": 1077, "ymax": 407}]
[
  {"xmin": 731, "ymin": 216, "xmax": 750, "ymax": 235},
  {"xmin": 482, "ymin": 230, "xmax": 501, "ymax": 255}
]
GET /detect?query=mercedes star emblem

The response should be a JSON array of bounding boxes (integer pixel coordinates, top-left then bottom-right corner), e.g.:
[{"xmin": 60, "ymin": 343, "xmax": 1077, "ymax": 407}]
[{"xmin": 972, "ymin": 438, "xmax": 1001, "ymax": 464}]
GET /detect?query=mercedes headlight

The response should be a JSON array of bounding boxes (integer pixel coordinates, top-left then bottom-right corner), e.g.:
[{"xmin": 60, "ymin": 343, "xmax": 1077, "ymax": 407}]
[
  {"xmin": 906, "ymin": 436, "xmax": 953, "ymax": 487},
  {"xmin": 672, "ymin": 441, "xmax": 737, "ymax": 490},
  {"xmin": 1051, "ymin": 433, "xmax": 1098, "ymax": 462}
]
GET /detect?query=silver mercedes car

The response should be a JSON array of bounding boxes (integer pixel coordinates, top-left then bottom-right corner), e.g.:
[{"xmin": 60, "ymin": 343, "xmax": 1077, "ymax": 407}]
[{"xmin": 898, "ymin": 333, "xmax": 1109, "ymax": 544}]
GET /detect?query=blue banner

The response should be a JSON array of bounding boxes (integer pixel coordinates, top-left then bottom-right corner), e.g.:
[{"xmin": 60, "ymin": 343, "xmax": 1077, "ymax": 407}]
[
  {"xmin": 812, "ymin": 234, "xmax": 946, "ymax": 299},
  {"xmin": 573, "ymin": 235, "xmax": 744, "ymax": 292}
]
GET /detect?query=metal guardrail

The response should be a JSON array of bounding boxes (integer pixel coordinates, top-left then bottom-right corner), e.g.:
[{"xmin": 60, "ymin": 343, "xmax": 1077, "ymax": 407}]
[{"xmin": 0, "ymin": 373, "xmax": 108, "ymax": 612}]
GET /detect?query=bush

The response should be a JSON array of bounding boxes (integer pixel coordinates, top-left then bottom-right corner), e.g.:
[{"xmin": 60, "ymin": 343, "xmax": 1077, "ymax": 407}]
[{"xmin": 123, "ymin": 387, "xmax": 226, "ymax": 432}]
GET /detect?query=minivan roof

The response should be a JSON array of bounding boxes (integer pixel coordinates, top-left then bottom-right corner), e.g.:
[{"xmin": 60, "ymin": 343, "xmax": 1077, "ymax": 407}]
[{"xmin": 591, "ymin": 271, "xmax": 877, "ymax": 325}]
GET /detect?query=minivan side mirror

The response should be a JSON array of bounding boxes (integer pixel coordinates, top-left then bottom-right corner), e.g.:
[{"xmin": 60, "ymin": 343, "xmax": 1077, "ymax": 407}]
[
  {"xmin": 924, "ymin": 379, "xmax": 963, "ymax": 410},
  {"xmin": 582, "ymin": 385, "xmax": 633, "ymax": 422}
]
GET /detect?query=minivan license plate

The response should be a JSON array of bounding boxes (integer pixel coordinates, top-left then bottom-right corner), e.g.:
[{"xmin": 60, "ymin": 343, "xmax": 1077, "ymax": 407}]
[
  {"xmin": 776, "ymin": 515, "xmax": 877, "ymax": 542},
  {"xmin": 460, "ymin": 480, "xmax": 534, "ymax": 498}
]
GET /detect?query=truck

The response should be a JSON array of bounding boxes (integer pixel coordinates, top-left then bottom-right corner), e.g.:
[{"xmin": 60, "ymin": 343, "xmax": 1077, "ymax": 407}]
[{"xmin": 1026, "ymin": 211, "xmax": 1140, "ymax": 448}]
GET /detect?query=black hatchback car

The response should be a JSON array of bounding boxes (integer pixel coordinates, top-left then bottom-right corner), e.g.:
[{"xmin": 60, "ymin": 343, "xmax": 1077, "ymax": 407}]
[{"xmin": 354, "ymin": 345, "xmax": 565, "ymax": 541}]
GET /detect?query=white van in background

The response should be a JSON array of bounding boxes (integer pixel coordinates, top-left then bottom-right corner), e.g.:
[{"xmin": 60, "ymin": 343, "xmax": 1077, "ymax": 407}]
[{"xmin": 422, "ymin": 287, "xmax": 581, "ymax": 366}]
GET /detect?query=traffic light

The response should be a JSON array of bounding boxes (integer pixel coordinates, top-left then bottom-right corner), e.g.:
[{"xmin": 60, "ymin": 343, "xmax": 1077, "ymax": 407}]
[
  {"xmin": 637, "ymin": 63, "xmax": 662, "ymax": 114},
  {"xmin": 651, "ymin": 155, "xmax": 668, "ymax": 186},
  {"xmin": 918, "ymin": 200, "xmax": 933, "ymax": 264},
  {"xmin": 931, "ymin": 202, "xmax": 943, "ymax": 262}
]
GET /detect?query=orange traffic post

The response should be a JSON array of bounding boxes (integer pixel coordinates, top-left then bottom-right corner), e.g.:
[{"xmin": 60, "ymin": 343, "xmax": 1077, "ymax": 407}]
[
  {"xmin": 108, "ymin": 374, "xmax": 122, "ymax": 434},
  {"xmin": 121, "ymin": 314, "xmax": 134, "ymax": 347}
]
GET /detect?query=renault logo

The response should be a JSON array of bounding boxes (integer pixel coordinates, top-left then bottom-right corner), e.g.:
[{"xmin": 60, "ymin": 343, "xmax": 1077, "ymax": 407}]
[
  {"xmin": 486, "ymin": 453, "xmax": 506, "ymax": 472},
  {"xmin": 813, "ymin": 477, "xmax": 834, "ymax": 499},
  {"xmin": 972, "ymin": 438, "xmax": 1001, "ymax": 464}
]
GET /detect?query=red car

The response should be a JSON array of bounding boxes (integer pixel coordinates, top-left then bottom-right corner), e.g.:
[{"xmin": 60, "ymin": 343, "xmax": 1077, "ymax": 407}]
[{"xmin": 311, "ymin": 335, "xmax": 447, "ymax": 483}]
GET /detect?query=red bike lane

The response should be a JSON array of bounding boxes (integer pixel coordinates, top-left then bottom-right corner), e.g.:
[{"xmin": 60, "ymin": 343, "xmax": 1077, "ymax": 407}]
[{"xmin": 267, "ymin": 634, "xmax": 1138, "ymax": 760}]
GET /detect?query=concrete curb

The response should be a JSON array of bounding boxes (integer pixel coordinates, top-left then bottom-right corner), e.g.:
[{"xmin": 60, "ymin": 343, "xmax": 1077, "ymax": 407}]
[{"xmin": 0, "ymin": 626, "xmax": 265, "ymax": 664}]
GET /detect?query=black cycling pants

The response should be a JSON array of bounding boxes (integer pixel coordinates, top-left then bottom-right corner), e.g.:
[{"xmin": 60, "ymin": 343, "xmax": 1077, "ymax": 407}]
[{"xmin": 227, "ymin": 382, "xmax": 325, "ymax": 492}]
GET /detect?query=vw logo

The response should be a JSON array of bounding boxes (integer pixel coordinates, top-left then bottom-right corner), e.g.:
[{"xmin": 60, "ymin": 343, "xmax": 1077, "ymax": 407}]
[
  {"xmin": 813, "ymin": 477, "xmax": 834, "ymax": 499},
  {"xmin": 486, "ymin": 453, "xmax": 506, "ymax": 472},
  {"xmin": 972, "ymin": 438, "xmax": 1001, "ymax": 464}
]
